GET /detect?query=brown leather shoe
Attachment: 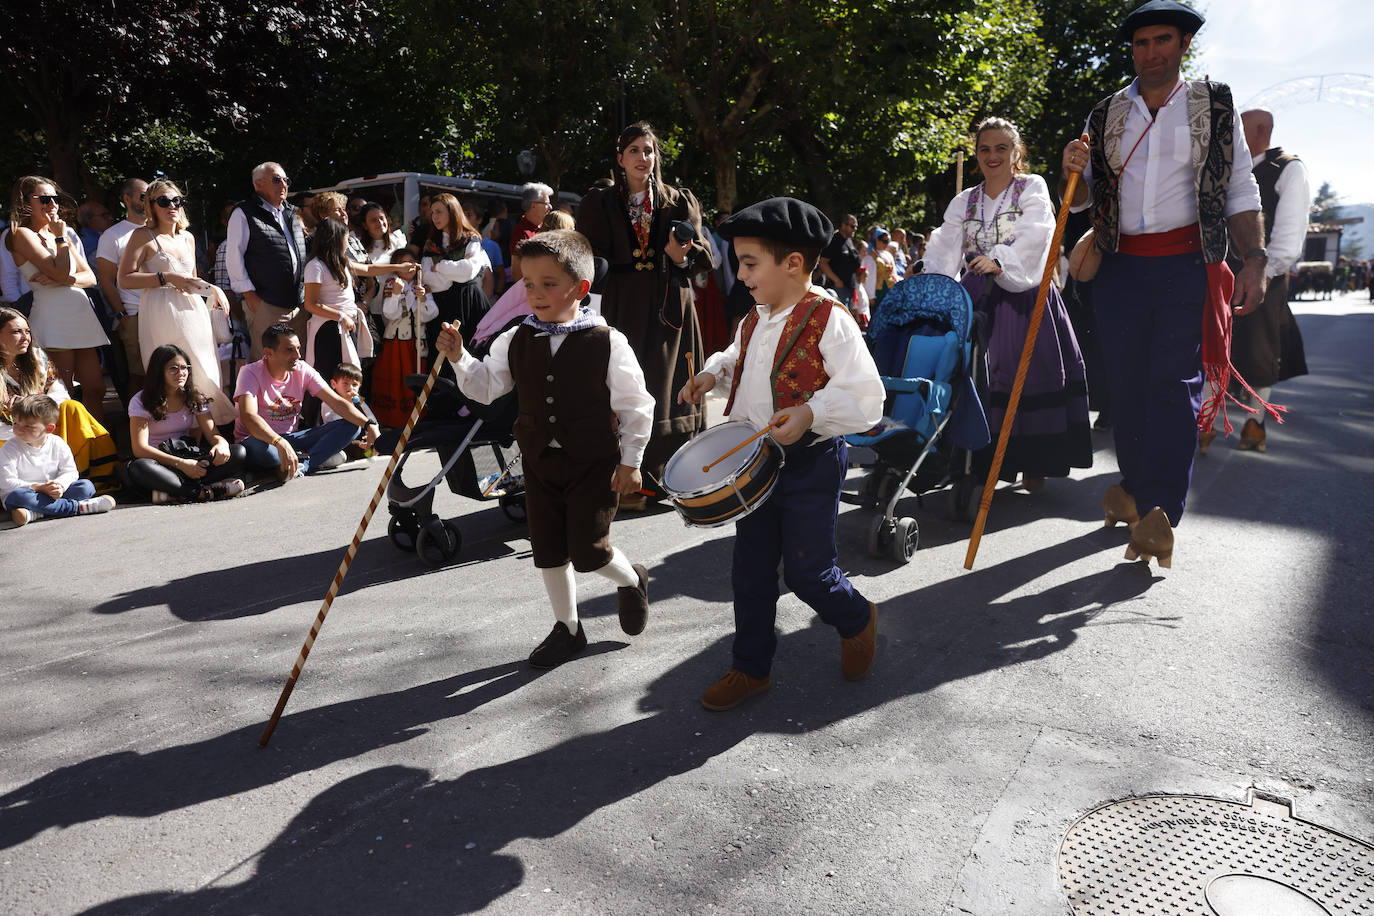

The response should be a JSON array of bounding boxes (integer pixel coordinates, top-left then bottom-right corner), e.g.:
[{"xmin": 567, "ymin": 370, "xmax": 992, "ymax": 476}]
[
  {"xmin": 617, "ymin": 563, "xmax": 649, "ymax": 635},
  {"xmin": 1123, "ymin": 507, "xmax": 1173, "ymax": 568},
  {"xmin": 1197, "ymin": 428, "xmax": 1219, "ymax": 455},
  {"xmin": 701, "ymin": 669, "xmax": 771, "ymax": 711},
  {"xmin": 1102, "ymin": 484, "xmax": 1139, "ymax": 529},
  {"xmin": 1237, "ymin": 418, "xmax": 1267, "ymax": 453},
  {"xmin": 841, "ymin": 602, "xmax": 878, "ymax": 681}
]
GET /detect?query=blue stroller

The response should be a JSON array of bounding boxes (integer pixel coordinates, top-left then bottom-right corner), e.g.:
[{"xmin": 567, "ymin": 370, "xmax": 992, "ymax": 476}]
[{"xmin": 844, "ymin": 273, "xmax": 990, "ymax": 563}]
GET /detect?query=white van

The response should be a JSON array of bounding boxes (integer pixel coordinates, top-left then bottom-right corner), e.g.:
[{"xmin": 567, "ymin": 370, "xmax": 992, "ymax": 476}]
[{"xmin": 305, "ymin": 172, "xmax": 579, "ymax": 230}]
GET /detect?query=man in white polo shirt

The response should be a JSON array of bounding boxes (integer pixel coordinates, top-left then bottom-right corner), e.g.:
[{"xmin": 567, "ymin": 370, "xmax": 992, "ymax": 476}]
[{"xmin": 96, "ymin": 177, "xmax": 150, "ymax": 392}]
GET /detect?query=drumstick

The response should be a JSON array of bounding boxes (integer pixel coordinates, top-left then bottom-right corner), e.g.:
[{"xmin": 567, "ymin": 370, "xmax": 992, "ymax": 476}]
[
  {"xmin": 684, "ymin": 351, "xmax": 695, "ymax": 399},
  {"xmin": 702, "ymin": 423, "xmax": 776, "ymax": 474}
]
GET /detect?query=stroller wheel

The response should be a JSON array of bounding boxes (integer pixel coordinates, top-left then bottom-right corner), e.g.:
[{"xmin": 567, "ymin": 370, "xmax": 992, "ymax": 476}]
[
  {"xmin": 498, "ymin": 492, "xmax": 527, "ymax": 523},
  {"xmin": 891, "ymin": 517, "xmax": 919, "ymax": 563},
  {"xmin": 416, "ymin": 519, "xmax": 463, "ymax": 568},
  {"xmin": 388, "ymin": 516, "xmax": 418, "ymax": 553},
  {"xmin": 867, "ymin": 516, "xmax": 894, "ymax": 557}
]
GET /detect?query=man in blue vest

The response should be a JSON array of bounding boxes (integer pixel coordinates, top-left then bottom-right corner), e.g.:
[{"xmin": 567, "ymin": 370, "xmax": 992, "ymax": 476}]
[
  {"xmin": 226, "ymin": 162, "xmax": 306, "ymax": 360},
  {"xmin": 1059, "ymin": 0, "xmax": 1265, "ymax": 568}
]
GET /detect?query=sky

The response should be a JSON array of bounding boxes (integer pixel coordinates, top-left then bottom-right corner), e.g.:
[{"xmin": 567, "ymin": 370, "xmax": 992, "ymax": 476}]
[{"xmin": 1196, "ymin": 0, "xmax": 1374, "ymax": 206}]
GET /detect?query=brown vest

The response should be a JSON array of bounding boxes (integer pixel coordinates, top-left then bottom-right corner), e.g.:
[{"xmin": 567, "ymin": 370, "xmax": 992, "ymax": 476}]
[
  {"xmin": 508, "ymin": 324, "xmax": 619, "ymax": 460},
  {"xmin": 724, "ymin": 291, "xmax": 835, "ymax": 414}
]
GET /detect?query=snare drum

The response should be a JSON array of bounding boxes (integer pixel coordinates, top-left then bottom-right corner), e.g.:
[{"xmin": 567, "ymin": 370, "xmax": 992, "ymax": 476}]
[{"xmin": 661, "ymin": 420, "xmax": 784, "ymax": 527}]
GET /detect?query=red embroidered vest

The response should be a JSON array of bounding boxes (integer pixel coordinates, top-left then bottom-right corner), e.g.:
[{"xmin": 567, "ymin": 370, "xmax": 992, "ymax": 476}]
[{"xmin": 724, "ymin": 292, "xmax": 835, "ymax": 415}]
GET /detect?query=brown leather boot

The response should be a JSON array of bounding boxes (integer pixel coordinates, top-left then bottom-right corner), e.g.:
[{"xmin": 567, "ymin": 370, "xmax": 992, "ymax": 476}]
[
  {"xmin": 1237, "ymin": 418, "xmax": 1267, "ymax": 453},
  {"xmin": 701, "ymin": 670, "xmax": 771, "ymax": 711},
  {"xmin": 1197, "ymin": 428, "xmax": 1219, "ymax": 455},
  {"xmin": 1102, "ymin": 484, "xmax": 1139, "ymax": 529},
  {"xmin": 1123, "ymin": 507, "xmax": 1173, "ymax": 568},
  {"xmin": 841, "ymin": 602, "xmax": 878, "ymax": 681}
]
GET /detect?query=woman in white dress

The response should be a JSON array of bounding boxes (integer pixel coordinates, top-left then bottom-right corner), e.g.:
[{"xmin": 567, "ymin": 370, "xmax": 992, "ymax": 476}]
[
  {"xmin": 5, "ymin": 176, "xmax": 108, "ymax": 416},
  {"xmin": 117, "ymin": 179, "xmax": 237, "ymax": 425}
]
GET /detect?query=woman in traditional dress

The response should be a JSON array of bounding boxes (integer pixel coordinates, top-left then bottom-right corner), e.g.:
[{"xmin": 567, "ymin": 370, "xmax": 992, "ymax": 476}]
[
  {"xmin": 576, "ymin": 122, "xmax": 714, "ymax": 509},
  {"xmin": 4, "ymin": 176, "xmax": 108, "ymax": 417},
  {"xmin": 420, "ymin": 193, "xmax": 489, "ymax": 366},
  {"xmin": 923, "ymin": 117, "xmax": 1092, "ymax": 490},
  {"xmin": 118, "ymin": 179, "xmax": 237, "ymax": 425}
]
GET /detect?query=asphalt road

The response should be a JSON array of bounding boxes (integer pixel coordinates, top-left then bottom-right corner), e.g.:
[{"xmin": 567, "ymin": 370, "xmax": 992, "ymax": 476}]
[{"xmin": 1, "ymin": 291, "xmax": 1371, "ymax": 915}]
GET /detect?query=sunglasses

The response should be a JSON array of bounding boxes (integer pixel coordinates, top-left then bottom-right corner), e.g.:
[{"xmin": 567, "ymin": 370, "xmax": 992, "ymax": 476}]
[
  {"xmin": 270, "ymin": 175, "xmax": 291, "ymax": 187},
  {"xmin": 154, "ymin": 195, "xmax": 185, "ymax": 209},
  {"xmin": 30, "ymin": 194, "xmax": 59, "ymax": 205}
]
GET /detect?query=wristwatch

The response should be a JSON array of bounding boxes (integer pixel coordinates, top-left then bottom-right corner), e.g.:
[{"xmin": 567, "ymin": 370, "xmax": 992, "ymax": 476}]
[{"xmin": 1243, "ymin": 247, "xmax": 1268, "ymax": 264}]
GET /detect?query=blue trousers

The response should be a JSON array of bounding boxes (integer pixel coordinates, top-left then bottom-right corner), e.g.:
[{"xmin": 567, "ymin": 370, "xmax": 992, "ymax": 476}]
[
  {"xmin": 4, "ymin": 479, "xmax": 97, "ymax": 517},
  {"xmin": 1093, "ymin": 250, "xmax": 1206, "ymax": 526},
  {"xmin": 731, "ymin": 437, "xmax": 871, "ymax": 678},
  {"xmin": 242, "ymin": 419, "xmax": 361, "ymax": 474}
]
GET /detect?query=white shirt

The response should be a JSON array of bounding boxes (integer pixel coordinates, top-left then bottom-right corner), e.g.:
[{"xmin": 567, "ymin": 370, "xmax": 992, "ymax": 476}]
[
  {"xmin": 0, "ymin": 434, "xmax": 78, "ymax": 501},
  {"xmin": 924, "ymin": 175, "xmax": 1057, "ymax": 294},
  {"xmin": 95, "ymin": 219, "xmax": 146, "ymax": 313},
  {"xmin": 1, "ymin": 229, "xmax": 32, "ymax": 301},
  {"xmin": 421, "ymin": 236, "xmax": 490, "ymax": 293},
  {"xmin": 226, "ymin": 197, "xmax": 299, "ymax": 296},
  {"xmin": 1074, "ymin": 78, "xmax": 1262, "ymax": 234},
  {"xmin": 702, "ymin": 294, "xmax": 885, "ymax": 440},
  {"xmin": 448, "ymin": 321, "xmax": 654, "ymax": 469},
  {"xmin": 1255, "ymin": 151, "xmax": 1311, "ymax": 277}
]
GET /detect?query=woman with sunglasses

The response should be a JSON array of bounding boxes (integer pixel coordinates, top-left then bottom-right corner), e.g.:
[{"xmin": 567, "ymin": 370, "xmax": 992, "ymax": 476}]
[
  {"xmin": 4, "ymin": 176, "xmax": 108, "ymax": 417},
  {"xmin": 118, "ymin": 179, "xmax": 236, "ymax": 425},
  {"xmin": 126, "ymin": 343, "xmax": 246, "ymax": 502}
]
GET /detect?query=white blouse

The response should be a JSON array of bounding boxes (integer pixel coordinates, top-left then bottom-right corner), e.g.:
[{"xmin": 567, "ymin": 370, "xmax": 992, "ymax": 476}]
[
  {"xmin": 422, "ymin": 235, "xmax": 490, "ymax": 293},
  {"xmin": 923, "ymin": 174, "xmax": 1055, "ymax": 294}
]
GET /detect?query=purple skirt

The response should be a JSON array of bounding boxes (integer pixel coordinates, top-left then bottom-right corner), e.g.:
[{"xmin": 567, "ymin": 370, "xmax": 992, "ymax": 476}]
[{"xmin": 963, "ymin": 273, "xmax": 1092, "ymax": 480}]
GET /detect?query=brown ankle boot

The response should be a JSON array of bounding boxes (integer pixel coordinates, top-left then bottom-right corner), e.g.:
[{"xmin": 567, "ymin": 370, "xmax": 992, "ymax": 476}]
[
  {"xmin": 1123, "ymin": 507, "xmax": 1173, "ymax": 568},
  {"xmin": 701, "ymin": 670, "xmax": 771, "ymax": 710},
  {"xmin": 1197, "ymin": 428, "xmax": 1219, "ymax": 455},
  {"xmin": 1102, "ymin": 484, "xmax": 1139, "ymax": 529},
  {"xmin": 1237, "ymin": 418, "xmax": 1266, "ymax": 453},
  {"xmin": 841, "ymin": 602, "xmax": 878, "ymax": 681}
]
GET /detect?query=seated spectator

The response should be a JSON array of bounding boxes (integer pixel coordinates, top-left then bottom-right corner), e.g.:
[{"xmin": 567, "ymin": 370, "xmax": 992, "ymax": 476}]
[
  {"xmin": 317, "ymin": 362, "xmax": 379, "ymax": 467},
  {"xmin": 2, "ymin": 394, "xmax": 115, "ymax": 526},
  {"xmin": 234, "ymin": 323, "xmax": 370, "ymax": 481},
  {"xmin": 0, "ymin": 306, "xmax": 117, "ymax": 485},
  {"xmin": 126, "ymin": 344, "xmax": 247, "ymax": 502}
]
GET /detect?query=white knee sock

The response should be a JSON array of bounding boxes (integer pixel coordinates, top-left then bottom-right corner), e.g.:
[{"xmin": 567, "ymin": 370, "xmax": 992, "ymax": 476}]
[
  {"xmin": 542, "ymin": 563, "xmax": 578, "ymax": 631},
  {"xmin": 593, "ymin": 547, "xmax": 639, "ymax": 588}
]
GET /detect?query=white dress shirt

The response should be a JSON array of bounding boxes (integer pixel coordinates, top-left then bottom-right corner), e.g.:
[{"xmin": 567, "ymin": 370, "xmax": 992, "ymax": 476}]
[
  {"xmin": 1255, "ymin": 151, "xmax": 1312, "ymax": 277},
  {"xmin": 422, "ymin": 236, "xmax": 491, "ymax": 293},
  {"xmin": 448, "ymin": 321, "xmax": 654, "ymax": 469},
  {"xmin": 225, "ymin": 197, "xmax": 299, "ymax": 295},
  {"xmin": 924, "ymin": 175, "xmax": 1056, "ymax": 294},
  {"xmin": 0, "ymin": 434, "xmax": 79, "ymax": 502},
  {"xmin": 1074, "ymin": 78, "xmax": 1262, "ymax": 233},
  {"xmin": 702, "ymin": 295, "xmax": 885, "ymax": 440},
  {"xmin": 95, "ymin": 219, "xmax": 146, "ymax": 314},
  {"xmin": 1, "ymin": 229, "xmax": 32, "ymax": 301}
]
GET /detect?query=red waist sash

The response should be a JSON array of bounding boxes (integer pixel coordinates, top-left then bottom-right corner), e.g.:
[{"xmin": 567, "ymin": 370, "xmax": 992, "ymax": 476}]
[{"xmin": 1118, "ymin": 225, "xmax": 1202, "ymax": 257}]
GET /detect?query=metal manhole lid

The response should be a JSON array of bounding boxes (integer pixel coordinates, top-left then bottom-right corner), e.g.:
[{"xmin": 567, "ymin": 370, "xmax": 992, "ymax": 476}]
[{"xmin": 1058, "ymin": 791, "xmax": 1374, "ymax": 914}]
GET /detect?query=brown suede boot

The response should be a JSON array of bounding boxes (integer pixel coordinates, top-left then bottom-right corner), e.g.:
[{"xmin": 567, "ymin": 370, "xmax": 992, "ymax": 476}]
[
  {"xmin": 841, "ymin": 602, "xmax": 878, "ymax": 681},
  {"xmin": 1102, "ymin": 484, "xmax": 1139, "ymax": 530},
  {"xmin": 701, "ymin": 670, "xmax": 771, "ymax": 711},
  {"xmin": 1237, "ymin": 418, "xmax": 1267, "ymax": 453},
  {"xmin": 1124, "ymin": 507, "xmax": 1173, "ymax": 568}
]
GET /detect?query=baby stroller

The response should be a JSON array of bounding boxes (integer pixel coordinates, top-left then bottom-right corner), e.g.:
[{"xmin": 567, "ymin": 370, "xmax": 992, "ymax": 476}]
[
  {"xmin": 377, "ymin": 350, "xmax": 526, "ymax": 570},
  {"xmin": 844, "ymin": 273, "xmax": 990, "ymax": 563}
]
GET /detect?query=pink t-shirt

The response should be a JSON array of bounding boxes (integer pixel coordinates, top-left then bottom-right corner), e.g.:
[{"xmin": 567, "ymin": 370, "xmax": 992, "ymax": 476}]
[
  {"xmin": 233, "ymin": 359, "xmax": 328, "ymax": 441},
  {"xmin": 128, "ymin": 391, "xmax": 208, "ymax": 444}
]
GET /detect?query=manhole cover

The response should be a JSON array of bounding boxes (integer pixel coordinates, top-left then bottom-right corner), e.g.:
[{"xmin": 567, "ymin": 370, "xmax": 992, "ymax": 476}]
[{"xmin": 1059, "ymin": 791, "xmax": 1374, "ymax": 914}]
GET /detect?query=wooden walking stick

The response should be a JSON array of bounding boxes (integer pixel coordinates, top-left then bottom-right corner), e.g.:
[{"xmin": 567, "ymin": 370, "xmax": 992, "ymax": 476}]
[
  {"xmin": 964, "ymin": 165, "xmax": 1083, "ymax": 570},
  {"xmin": 258, "ymin": 352, "xmax": 447, "ymax": 747}
]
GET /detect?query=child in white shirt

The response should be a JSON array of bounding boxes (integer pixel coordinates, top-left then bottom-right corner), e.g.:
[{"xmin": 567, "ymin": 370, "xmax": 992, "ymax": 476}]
[{"xmin": 1, "ymin": 395, "xmax": 115, "ymax": 526}]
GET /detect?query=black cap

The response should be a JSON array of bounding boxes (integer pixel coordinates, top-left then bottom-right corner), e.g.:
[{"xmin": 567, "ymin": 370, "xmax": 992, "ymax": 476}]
[
  {"xmin": 718, "ymin": 197, "xmax": 833, "ymax": 248},
  {"xmin": 1121, "ymin": 0, "xmax": 1204, "ymax": 40}
]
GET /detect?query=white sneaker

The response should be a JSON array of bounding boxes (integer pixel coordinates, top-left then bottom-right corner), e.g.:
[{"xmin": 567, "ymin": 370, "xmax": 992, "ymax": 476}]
[
  {"xmin": 211, "ymin": 478, "xmax": 246, "ymax": 500},
  {"xmin": 151, "ymin": 490, "xmax": 174, "ymax": 505},
  {"xmin": 76, "ymin": 495, "xmax": 116, "ymax": 515}
]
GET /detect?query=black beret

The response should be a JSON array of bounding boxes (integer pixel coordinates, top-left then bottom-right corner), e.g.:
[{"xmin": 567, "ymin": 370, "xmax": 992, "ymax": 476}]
[
  {"xmin": 717, "ymin": 197, "xmax": 833, "ymax": 248},
  {"xmin": 1121, "ymin": 0, "xmax": 1204, "ymax": 40}
]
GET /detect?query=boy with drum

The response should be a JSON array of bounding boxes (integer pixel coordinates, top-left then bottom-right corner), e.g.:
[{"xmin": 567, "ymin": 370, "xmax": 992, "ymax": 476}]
[
  {"xmin": 678, "ymin": 198, "xmax": 885, "ymax": 710},
  {"xmin": 434, "ymin": 230, "xmax": 655, "ymax": 669}
]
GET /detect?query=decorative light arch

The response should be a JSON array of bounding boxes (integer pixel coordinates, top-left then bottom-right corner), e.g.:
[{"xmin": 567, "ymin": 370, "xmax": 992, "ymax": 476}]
[{"xmin": 1243, "ymin": 73, "xmax": 1374, "ymax": 116}]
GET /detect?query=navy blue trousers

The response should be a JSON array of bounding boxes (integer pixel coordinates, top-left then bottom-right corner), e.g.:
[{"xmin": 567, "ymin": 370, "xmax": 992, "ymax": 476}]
[
  {"xmin": 730, "ymin": 437, "xmax": 871, "ymax": 678},
  {"xmin": 1093, "ymin": 250, "xmax": 1206, "ymax": 526}
]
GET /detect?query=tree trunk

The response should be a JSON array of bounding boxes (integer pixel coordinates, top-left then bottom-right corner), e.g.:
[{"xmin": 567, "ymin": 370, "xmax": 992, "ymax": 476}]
[
  {"xmin": 42, "ymin": 111, "xmax": 87, "ymax": 200},
  {"xmin": 711, "ymin": 145, "xmax": 738, "ymax": 215}
]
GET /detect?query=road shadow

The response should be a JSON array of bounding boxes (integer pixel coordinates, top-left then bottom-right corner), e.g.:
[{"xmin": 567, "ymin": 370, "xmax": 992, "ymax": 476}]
[{"xmin": 61, "ymin": 531, "xmax": 1169, "ymax": 913}]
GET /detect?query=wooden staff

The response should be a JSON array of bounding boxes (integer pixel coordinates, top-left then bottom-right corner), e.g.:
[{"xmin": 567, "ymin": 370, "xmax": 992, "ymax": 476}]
[
  {"xmin": 479, "ymin": 449, "xmax": 522, "ymax": 498},
  {"xmin": 702, "ymin": 423, "xmax": 775, "ymax": 474},
  {"xmin": 964, "ymin": 167, "xmax": 1082, "ymax": 571},
  {"xmin": 258, "ymin": 353, "xmax": 447, "ymax": 747}
]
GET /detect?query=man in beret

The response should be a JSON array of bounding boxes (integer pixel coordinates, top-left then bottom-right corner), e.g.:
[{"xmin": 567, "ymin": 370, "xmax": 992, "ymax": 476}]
[
  {"xmin": 678, "ymin": 197, "xmax": 884, "ymax": 710},
  {"xmin": 1059, "ymin": 0, "xmax": 1269, "ymax": 568}
]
